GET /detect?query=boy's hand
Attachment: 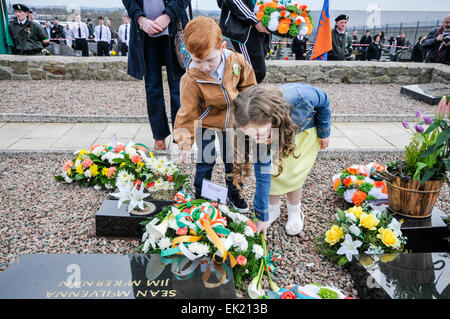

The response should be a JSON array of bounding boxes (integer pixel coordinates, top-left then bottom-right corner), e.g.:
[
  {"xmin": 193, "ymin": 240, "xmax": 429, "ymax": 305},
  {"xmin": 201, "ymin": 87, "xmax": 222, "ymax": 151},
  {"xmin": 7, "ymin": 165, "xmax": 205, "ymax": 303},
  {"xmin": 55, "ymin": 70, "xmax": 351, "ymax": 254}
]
[
  {"xmin": 319, "ymin": 137, "xmax": 330, "ymax": 149},
  {"xmin": 255, "ymin": 22, "xmax": 270, "ymax": 34},
  {"xmin": 256, "ymin": 220, "xmax": 271, "ymax": 240},
  {"xmin": 180, "ymin": 149, "xmax": 191, "ymax": 164}
]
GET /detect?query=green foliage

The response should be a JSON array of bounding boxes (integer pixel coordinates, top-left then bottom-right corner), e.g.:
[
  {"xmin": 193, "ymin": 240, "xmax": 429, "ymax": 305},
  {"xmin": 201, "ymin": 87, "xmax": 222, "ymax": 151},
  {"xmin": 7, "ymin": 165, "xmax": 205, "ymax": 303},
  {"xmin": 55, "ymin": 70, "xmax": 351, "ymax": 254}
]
[
  {"xmin": 288, "ymin": 23, "xmax": 299, "ymax": 37},
  {"xmin": 261, "ymin": 15, "xmax": 270, "ymax": 27},
  {"xmin": 318, "ymin": 288, "xmax": 338, "ymax": 299},
  {"xmin": 404, "ymin": 139, "xmax": 423, "ymax": 176}
]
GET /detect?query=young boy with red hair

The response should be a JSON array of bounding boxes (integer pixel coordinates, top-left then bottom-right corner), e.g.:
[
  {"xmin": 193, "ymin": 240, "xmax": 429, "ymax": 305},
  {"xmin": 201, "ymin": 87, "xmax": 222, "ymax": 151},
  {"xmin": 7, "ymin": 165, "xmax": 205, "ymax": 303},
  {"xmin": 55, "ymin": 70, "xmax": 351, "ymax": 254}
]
[{"xmin": 174, "ymin": 16, "xmax": 256, "ymax": 213}]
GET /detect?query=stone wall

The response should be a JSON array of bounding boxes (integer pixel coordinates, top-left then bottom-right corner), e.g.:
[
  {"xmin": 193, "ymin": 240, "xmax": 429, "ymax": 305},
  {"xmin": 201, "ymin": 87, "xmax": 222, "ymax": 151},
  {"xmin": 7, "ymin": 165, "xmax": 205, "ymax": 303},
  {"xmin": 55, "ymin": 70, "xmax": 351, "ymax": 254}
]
[{"xmin": 0, "ymin": 55, "xmax": 449, "ymax": 84}]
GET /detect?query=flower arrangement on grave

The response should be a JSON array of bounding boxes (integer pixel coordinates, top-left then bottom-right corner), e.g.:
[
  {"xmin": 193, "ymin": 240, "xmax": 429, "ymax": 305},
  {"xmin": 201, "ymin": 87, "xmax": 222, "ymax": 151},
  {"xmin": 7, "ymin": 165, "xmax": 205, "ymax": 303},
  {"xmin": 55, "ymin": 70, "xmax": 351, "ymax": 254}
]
[
  {"xmin": 381, "ymin": 98, "xmax": 449, "ymax": 218},
  {"xmin": 137, "ymin": 191, "xmax": 281, "ymax": 296},
  {"xmin": 267, "ymin": 283, "xmax": 351, "ymax": 299},
  {"xmin": 332, "ymin": 163, "xmax": 388, "ymax": 206},
  {"xmin": 318, "ymin": 204, "xmax": 407, "ymax": 266},
  {"xmin": 55, "ymin": 140, "xmax": 189, "ymax": 200},
  {"xmin": 254, "ymin": 0, "xmax": 314, "ymax": 38}
]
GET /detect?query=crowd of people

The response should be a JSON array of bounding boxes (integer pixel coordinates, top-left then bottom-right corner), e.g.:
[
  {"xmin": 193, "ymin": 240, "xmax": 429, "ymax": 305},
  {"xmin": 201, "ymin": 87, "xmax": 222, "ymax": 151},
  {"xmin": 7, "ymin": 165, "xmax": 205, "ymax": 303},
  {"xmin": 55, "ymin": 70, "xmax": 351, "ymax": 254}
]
[
  {"xmin": 289, "ymin": 14, "xmax": 450, "ymax": 64},
  {"xmin": 6, "ymin": 3, "xmax": 131, "ymax": 56}
]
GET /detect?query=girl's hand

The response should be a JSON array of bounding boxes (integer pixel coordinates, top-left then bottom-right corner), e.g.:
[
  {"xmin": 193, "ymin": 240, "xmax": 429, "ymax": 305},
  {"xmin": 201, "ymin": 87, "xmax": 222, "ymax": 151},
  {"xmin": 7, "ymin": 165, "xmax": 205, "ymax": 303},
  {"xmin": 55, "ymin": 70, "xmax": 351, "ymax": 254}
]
[
  {"xmin": 256, "ymin": 220, "xmax": 271, "ymax": 240},
  {"xmin": 319, "ymin": 137, "xmax": 330, "ymax": 149}
]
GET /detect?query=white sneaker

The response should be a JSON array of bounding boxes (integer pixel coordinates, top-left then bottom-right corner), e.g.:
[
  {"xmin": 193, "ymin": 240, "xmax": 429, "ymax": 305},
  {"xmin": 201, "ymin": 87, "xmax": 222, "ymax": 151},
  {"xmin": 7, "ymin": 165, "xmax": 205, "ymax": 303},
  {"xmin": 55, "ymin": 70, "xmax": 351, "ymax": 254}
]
[{"xmin": 285, "ymin": 202, "xmax": 304, "ymax": 236}]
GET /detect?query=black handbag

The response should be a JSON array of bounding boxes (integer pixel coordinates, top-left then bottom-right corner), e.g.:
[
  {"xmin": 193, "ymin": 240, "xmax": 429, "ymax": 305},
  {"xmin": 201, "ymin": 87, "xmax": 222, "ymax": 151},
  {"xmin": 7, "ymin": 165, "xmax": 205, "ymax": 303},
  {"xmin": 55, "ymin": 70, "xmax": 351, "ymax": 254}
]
[{"xmin": 174, "ymin": 3, "xmax": 193, "ymax": 70}]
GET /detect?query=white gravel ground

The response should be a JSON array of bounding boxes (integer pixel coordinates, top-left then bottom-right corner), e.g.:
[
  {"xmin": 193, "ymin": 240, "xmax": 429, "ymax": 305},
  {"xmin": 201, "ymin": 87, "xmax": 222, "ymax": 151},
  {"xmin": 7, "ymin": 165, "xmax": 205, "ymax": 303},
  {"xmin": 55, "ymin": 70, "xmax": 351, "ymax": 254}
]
[{"xmin": 0, "ymin": 80, "xmax": 438, "ymax": 116}]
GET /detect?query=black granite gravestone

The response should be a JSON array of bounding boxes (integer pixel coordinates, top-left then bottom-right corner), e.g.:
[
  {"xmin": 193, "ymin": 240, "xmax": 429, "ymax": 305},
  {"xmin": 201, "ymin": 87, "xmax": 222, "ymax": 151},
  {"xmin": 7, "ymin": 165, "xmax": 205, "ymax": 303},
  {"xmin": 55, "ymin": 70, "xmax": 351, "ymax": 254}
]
[
  {"xmin": 400, "ymin": 84, "xmax": 449, "ymax": 105},
  {"xmin": 95, "ymin": 199, "xmax": 173, "ymax": 238},
  {"xmin": 0, "ymin": 254, "xmax": 236, "ymax": 299},
  {"xmin": 351, "ymin": 252, "xmax": 450, "ymax": 299},
  {"xmin": 370, "ymin": 205, "xmax": 450, "ymax": 253}
]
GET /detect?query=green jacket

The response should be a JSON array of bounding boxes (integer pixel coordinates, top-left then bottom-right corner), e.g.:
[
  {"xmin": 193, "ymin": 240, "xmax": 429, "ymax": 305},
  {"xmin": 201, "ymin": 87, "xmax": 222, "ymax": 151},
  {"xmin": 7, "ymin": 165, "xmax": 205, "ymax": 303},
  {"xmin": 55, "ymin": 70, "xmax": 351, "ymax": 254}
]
[
  {"xmin": 329, "ymin": 27, "xmax": 353, "ymax": 60},
  {"xmin": 8, "ymin": 18, "xmax": 49, "ymax": 54}
]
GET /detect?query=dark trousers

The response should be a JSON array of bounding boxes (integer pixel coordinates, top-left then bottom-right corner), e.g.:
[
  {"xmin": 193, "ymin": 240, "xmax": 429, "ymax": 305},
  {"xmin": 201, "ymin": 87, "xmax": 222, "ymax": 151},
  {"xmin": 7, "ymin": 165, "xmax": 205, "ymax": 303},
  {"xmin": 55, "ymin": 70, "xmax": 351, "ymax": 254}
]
[
  {"xmin": 120, "ymin": 42, "xmax": 128, "ymax": 56},
  {"xmin": 143, "ymin": 35, "xmax": 182, "ymax": 140},
  {"xmin": 74, "ymin": 38, "xmax": 89, "ymax": 57},
  {"xmin": 231, "ymin": 28, "xmax": 266, "ymax": 83},
  {"xmin": 97, "ymin": 41, "xmax": 109, "ymax": 56},
  {"xmin": 194, "ymin": 128, "xmax": 240, "ymax": 199},
  {"xmin": 295, "ymin": 53, "xmax": 306, "ymax": 60}
]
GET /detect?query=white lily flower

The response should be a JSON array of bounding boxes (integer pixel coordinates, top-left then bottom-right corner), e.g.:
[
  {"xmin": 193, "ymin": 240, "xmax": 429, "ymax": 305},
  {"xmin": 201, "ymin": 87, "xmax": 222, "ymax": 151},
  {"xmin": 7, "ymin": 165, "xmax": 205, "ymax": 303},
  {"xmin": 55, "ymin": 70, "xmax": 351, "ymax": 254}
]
[
  {"xmin": 128, "ymin": 185, "xmax": 150, "ymax": 212},
  {"xmin": 248, "ymin": 276, "xmax": 265, "ymax": 299},
  {"xmin": 218, "ymin": 204, "xmax": 230, "ymax": 214},
  {"xmin": 336, "ymin": 234, "xmax": 362, "ymax": 262},
  {"xmin": 145, "ymin": 218, "xmax": 169, "ymax": 242},
  {"xmin": 388, "ymin": 218, "xmax": 403, "ymax": 237},
  {"xmin": 111, "ymin": 183, "xmax": 133, "ymax": 209}
]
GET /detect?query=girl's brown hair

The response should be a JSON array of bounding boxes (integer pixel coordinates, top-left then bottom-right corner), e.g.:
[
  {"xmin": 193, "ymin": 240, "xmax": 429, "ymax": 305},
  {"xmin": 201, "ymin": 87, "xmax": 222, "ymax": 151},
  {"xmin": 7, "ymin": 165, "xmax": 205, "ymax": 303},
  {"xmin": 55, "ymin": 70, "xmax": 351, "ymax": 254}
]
[{"xmin": 232, "ymin": 84, "xmax": 299, "ymax": 189}]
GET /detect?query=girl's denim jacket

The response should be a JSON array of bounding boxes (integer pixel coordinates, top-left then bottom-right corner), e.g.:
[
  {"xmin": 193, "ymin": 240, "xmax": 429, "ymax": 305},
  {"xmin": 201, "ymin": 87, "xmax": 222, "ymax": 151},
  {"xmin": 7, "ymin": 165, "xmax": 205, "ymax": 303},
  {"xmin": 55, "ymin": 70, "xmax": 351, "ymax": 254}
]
[{"xmin": 254, "ymin": 83, "xmax": 331, "ymax": 222}]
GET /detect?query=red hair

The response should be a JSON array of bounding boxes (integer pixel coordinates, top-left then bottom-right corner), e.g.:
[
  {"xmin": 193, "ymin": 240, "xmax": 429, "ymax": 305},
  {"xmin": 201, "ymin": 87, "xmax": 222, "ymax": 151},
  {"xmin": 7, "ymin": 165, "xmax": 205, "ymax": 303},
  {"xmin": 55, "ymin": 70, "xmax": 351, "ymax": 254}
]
[{"xmin": 184, "ymin": 16, "xmax": 223, "ymax": 59}]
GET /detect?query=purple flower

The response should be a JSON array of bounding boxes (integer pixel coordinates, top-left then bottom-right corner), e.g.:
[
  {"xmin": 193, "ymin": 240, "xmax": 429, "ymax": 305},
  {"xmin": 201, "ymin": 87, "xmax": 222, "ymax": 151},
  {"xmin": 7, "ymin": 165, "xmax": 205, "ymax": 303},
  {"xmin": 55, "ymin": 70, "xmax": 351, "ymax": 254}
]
[
  {"xmin": 402, "ymin": 121, "xmax": 410, "ymax": 129},
  {"xmin": 415, "ymin": 110, "xmax": 423, "ymax": 120},
  {"xmin": 414, "ymin": 124, "xmax": 425, "ymax": 133},
  {"xmin": 423, "ymin": 116, "xmax": 432, "ymax": 125}
]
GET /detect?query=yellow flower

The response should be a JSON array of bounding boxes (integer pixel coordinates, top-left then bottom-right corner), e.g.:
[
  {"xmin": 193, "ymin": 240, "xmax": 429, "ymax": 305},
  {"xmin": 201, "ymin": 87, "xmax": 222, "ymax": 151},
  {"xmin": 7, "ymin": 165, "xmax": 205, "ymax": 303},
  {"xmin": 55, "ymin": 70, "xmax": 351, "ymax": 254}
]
[
  {"xmin": 377, "ymin": 228, "xmax": 398, "ymax": 248},
  {"xmin": 79, "ymin": 149, "xmax": 88, "ymax": 156},
  {"xmin": 380, "ymin": 253, "xmax": 397, "ymax": 263},
  {"xmin": 347, "ymin": 206, "xmax": 364, "ymax": 219},
  {"xmin": 67, "ymin": 168, "xmax": 72, "ymax": 176},
  {"xmin": 120, "ymin": 162, "xmax": 126, "ymax": 168},
  {"xmin": 90, "ymin": 164, "xmax": 99, "ymax": 177},
  {"xmin": 149, "ymin": 152, "xmax": 155, "ymax": 158},
  {"xmin": 325, "ymin": 225, "xmax": 345, "ymax": 245},
  {"xmin": 102, "ymin": 167, "xmax": 109, "ymax": 177},
  {"xmin": 359, "ymin": 255, "xmax": 374, "ymax": 267},
  {"xmin": 359, "ymin": 213, "xmax": 380, "ymax": 230},
  {"xmin": 137, "ymin": 162, "xmax": 144, "ymax": 169},
  {"xmin": 75, "ymin": 164, "xmax": 84, "ymax": 175}
]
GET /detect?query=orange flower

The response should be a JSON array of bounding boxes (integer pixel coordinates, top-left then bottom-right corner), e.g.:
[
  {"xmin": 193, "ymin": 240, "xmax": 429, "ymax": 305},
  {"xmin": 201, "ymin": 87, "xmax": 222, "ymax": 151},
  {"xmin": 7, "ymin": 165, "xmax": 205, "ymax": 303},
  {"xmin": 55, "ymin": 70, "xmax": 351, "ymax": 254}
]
[
  {"xmin": 247, "ymin": 220, "xmax": 257, "ymax": 232},
  {"xmin": 382, "ymin": 184, "xmax": 388, "ymax": 194},
  {"xmin": 299, "ymin": 5, "xmax": 308, "ymax": 11},
  {"xmin": 281, "ymin": 291, "xmax": 297, "ymax": 299},
  {"xmin": 290, "ymin": 12, "xmax": 299, "ymax": 19},
  {"xmin": 115, "ymin": 144, "xmax": 126, "ymax": 153},
  {"xmin": 236, "ymin": 255, "xmax": 247, "ymax": 266},
  {"xmin": 333, "ymin": 178, "xmax": 341, "ymax": 190},
  {"xmin": 343, "ymin": 177, "xmax": 353, "ymax": 187},
  {"xmin": 280, "ymin": 17, "xmax": 291, "ymax": 25},
  {"xmin": 89, "ymin": 144, "xmax": 102, "ymax": 152},
  {"xmin": 374, "ymin": 181, "xmax": 385, "ymax": 188},
  {"xmin": 280, "ymin": 10, "xmax": 288, "ymax": 17},
  {"xmin": 352, "ymin": 191, "xmax": 367, "ymax": 206},
  {"xmin": 305, "ymin": 17, "xmax": 311, "ymax": 24},
  {"xmin": 256, "ymin": 10, "xmax": 265, "ymax": 21},
  {"xmin": 270, "ymin": 1, "xmax": 277, "ymax": 8},
  {"xmin": 345, "ymin": 167, "xmax": 358, "ymax": 175},
  {"xmin": 107, "ymin": 166, "xmax": 117, "ymax": 179},
  {"xmin": 277, "ymin": 23, "xmax": 290, "ymax": 34},
  {"xmin": 306, "ymin": 23, "xmax": 313, "ymax": 34},
  {"xmin": 302, "ymin": 11, "xmax": 308, "ymax": 18},
  {"xmin": 131, "ymin": 154, "xmax": 142, "ymax": 164}
]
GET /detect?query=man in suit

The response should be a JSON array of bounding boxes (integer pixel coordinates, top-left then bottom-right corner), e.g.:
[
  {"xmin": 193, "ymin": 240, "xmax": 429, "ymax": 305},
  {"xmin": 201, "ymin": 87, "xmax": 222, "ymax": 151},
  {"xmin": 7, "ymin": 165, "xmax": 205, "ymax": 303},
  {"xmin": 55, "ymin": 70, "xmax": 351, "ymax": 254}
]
[
  {"xmin": 291, "ymin": 34, "xmax": 308, "ymax": 60},
  {"xmin": 51, "ymin": 17, "xmax": 65, "ymax": 44}
]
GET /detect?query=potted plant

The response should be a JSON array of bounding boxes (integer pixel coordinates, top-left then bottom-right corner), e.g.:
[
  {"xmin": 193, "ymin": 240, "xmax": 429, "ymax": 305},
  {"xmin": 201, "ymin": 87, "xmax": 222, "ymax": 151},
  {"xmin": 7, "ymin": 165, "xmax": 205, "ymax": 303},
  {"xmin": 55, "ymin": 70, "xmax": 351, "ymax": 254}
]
[{"xmin": 380, "ymin": 96, "xmax": 449, "ymax": 218}]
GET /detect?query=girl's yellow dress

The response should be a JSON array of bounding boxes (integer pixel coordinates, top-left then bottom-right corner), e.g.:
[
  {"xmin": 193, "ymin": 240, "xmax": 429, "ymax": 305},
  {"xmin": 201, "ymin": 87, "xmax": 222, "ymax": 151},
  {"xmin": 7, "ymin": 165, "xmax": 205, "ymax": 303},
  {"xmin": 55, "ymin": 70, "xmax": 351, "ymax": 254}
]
[{"xmin": 270, "ymin": 127, "xmax": 319, "ymax": 195}]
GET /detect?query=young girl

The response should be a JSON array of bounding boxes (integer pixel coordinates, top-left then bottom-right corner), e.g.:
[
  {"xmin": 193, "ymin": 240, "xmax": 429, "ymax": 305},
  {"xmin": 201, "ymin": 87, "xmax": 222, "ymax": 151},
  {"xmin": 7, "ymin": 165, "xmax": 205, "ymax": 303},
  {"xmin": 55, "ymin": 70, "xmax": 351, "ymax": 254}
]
[{"xmin": 232, "ymin": 83, "xmax": 331, "ymax": 238}]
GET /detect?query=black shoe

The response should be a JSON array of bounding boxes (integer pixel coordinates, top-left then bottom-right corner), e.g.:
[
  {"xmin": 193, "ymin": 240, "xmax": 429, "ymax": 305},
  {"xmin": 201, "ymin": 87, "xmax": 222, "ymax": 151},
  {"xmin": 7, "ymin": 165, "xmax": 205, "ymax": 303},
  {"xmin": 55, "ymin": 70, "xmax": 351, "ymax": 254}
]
[{"xmin": 228, "ymin": 194, "xmax": 249, "ymax": 213}]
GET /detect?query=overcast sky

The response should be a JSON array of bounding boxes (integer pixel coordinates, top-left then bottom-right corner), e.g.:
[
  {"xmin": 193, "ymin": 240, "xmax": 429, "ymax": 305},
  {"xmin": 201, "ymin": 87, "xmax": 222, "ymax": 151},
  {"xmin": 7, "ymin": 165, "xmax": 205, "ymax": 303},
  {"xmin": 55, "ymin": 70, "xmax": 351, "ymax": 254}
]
[{"xmin": 14, "ymin": 0, "xmax": 450, "ymax": 11}]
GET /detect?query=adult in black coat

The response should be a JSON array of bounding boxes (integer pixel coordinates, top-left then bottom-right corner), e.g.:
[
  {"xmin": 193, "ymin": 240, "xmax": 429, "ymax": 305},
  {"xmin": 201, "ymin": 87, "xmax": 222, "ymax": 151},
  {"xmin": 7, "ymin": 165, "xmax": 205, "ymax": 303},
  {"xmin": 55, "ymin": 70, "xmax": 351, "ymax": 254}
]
[
  {"xmin": 367, "ymin": 34, "xmax": 382, "ymax": 61},
  {"xmin": 359, "ymin": 30, "xmax": 372, "ymax": 60},
  {"xmin": 396, "ymin": 32, "xmax": 406, "ymax": 52},
  {"xmin": 411, "ymin": 35, "xmax": 426, "ymax": 62},
  {"xmin": 422, "ymin": 15, "xmax": 450, "ymax": 65},
  {"xmin": 291, "ymin": 35, "xmax": 308, "ymax": 60},
  {"xmin": 122, "ymin": 0, "xmax": 189, "ymax": 150},
  {"xmin": 51, "ymin": 18, "xmax": 65, "ymax": 44}
]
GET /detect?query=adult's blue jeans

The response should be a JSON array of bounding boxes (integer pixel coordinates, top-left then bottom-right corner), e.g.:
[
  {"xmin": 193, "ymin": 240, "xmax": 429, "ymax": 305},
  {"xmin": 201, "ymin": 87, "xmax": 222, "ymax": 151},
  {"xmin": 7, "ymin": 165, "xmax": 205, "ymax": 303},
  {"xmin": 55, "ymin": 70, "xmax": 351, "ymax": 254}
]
[{"xmin": 143, "ymin": 35, "xmax": 182, "ymax": 140}]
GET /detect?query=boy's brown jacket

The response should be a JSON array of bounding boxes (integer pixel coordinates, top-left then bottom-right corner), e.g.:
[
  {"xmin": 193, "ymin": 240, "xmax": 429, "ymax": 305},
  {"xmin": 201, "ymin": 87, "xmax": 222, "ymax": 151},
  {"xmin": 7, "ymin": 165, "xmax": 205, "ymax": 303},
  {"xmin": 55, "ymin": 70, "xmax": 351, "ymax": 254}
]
[{"xmin": 174, "ymin": 50, "xmax": 256, "ymax": 149}]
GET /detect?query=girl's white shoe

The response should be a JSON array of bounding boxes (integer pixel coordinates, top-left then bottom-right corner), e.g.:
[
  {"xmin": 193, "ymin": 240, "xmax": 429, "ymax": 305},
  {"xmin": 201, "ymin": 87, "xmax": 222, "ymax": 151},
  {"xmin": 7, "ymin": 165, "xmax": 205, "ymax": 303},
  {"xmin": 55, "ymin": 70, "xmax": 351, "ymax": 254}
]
[{"xmin": 285, "ymin": 202, "xmax": 305, "ymax": 236}]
